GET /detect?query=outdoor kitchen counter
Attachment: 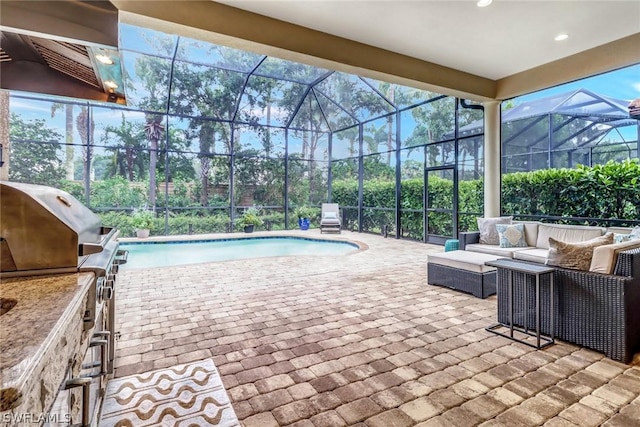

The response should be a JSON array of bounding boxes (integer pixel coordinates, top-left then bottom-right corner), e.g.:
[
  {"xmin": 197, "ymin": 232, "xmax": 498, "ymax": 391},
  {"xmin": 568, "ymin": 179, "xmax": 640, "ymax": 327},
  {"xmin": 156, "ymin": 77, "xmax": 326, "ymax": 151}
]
[{"xmin": 0, "ymin": 272, "xmax": 94, "ymax": 411}]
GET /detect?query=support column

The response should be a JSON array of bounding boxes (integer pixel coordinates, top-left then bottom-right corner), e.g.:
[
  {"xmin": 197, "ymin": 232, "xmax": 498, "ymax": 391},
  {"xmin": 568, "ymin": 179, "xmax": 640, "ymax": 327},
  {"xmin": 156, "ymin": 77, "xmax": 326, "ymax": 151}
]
[
  {"xmin": 484, "ymin": 100, "xmax": 501, "ymax": 217},
  {"xmin": 0, "ymin": 91, "xmax": 9, "ymax": 181}
]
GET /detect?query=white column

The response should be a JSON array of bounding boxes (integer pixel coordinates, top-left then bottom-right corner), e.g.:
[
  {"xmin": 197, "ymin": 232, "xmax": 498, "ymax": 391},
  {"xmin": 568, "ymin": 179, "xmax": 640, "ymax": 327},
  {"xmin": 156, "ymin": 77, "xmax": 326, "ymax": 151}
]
[
  {"xmin": 483, "ymin": 101, "xmax": 501, "ymax": 217},
  {"xmin": 0, "ymin": 91, "xmax": 9, "ymax": 182}
]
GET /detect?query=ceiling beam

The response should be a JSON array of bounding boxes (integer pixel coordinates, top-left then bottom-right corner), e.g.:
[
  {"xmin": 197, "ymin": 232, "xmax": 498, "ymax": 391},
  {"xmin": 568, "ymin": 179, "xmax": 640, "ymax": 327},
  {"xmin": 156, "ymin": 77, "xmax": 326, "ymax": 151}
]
[
  {"xmin": 3, "ymin": 0, "xmax": 637, "ymax": 103},
  {"xmin": 496, "ymin": 33, "xmax": 640, "ymax": 101}
]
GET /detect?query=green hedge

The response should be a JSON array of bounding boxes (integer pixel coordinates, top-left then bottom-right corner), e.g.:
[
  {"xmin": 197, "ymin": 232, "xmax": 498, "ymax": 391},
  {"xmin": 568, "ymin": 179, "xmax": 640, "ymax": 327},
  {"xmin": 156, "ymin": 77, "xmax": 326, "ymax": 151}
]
[
  {"xmin": 99, "ymin": 210, "xmax": 289, "ymax": 238},
  {"xmin": 96, "ymin": 159, "xmax": 639, "ymax": 237},
  {"xmin": 97, "ymin": 211, "xmax": 232, "ymax": 237},
  {"xmin": 332, "ymin": 177, "xmax": 483, "ymax": 235},
  {"xmin": 332, "ymin": 159, "xmax": 640, "ymax": 235},
  {"xmin": 502, "ymin": 159, "xmax": 639, "ymax": 222}
]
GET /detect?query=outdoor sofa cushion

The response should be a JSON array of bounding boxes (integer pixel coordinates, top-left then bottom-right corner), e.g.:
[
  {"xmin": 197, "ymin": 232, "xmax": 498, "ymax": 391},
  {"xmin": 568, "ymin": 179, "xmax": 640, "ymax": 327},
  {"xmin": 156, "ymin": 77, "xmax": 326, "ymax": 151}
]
[
  {"xmin": 535, "ymin": 223, "xmax": 605, "ymax": 249},
  {"xmin": 546, "ymin": 233, "xmax": 614, "ymax": 271},
  {"xmin": 427, "ymin": 250, "xmax": 500, "ymax": 274},
  {"xmin": 513, "ymin": 248, "xmax": 549, "ymax": 263},
  {"xmin": 515, "ymin": 221, "xmax": 540, "ymax": 247},
  {"xmin": 462, "ymin": 243, "xmax": 533, "ymax": 258},
  {"xmin": 590, "ymin": 238, "xmax": 640, "ymax": 274},
  {"xmin": 477, "ymin": 216, "xmax": 513, "ymax": 245}
]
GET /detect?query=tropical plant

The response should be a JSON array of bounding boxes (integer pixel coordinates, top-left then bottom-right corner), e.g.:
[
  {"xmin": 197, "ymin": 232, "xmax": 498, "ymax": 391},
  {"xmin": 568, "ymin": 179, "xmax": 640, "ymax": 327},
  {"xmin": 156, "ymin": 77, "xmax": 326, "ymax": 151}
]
[
  {"xmin": 100, "ymin": 113, "xmax": 146, "ymax": 181},
  {"xmin": 90, "ymin": 176, "xmax": 147, "ymax": 208},
  {"xmin": 293, "ymin": 206, "xmax": 315, "ymax": 219},
  {"xmin": 131, "ymin": 209, "xmax": 155, "ymax": 230},
  {"xmin": 238, "ymin": 207, "xmax": 263, "ymax": 227}
]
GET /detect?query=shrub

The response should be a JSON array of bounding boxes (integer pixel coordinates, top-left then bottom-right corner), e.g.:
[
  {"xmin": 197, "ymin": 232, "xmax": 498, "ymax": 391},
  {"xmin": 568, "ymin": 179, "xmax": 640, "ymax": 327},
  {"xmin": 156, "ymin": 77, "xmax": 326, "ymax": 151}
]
[
  {"xmin": 238, "ymin": 207, "xmax": 264, "ymax": 228},
  {"xmin": 131, "ymin": 209, "xmax": 154, "ymax": 230}
]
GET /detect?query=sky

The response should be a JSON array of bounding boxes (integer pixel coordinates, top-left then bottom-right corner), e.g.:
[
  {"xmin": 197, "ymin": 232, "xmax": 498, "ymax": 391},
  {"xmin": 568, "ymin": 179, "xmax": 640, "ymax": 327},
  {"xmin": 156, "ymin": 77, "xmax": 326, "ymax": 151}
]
[{"xmin": 516, "ymin": 63, "xmax": 640, "ymax": 104}]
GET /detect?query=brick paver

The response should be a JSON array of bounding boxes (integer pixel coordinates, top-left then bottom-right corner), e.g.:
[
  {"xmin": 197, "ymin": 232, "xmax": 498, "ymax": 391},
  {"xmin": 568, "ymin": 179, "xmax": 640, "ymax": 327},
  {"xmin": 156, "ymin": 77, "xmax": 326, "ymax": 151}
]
[{"xmin": 113, "ymin": 230, "xmax": 640, "ymax": 426}]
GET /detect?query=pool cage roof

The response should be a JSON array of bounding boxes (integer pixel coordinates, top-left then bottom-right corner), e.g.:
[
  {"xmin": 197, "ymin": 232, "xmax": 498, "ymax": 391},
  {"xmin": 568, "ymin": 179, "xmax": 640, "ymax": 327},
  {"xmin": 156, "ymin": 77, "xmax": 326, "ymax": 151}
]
[
  {"xmin": 118, "ymin": 23, "xmax": 442, "ymax": 133},
  {"xmin": 501, "ymin": 88, "xmax": 638, "ymax": 151},
  {"xmin": 459, "ymin": 88, "xmax": 637, "ymax": 146}
]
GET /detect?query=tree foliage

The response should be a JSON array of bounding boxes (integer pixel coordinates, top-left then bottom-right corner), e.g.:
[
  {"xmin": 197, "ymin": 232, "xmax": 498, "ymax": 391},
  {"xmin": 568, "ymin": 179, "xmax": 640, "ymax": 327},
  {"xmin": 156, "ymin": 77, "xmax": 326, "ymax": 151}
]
[{"xmin": 8, "ymin": 113, "xmax": 65, "ymax": 185}]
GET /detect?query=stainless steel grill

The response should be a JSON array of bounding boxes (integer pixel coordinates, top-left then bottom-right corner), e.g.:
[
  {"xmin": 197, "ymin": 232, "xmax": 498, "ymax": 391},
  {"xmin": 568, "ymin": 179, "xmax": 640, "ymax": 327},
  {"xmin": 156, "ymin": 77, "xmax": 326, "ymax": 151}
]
[{"xmin": 1, "ymin": 181, "xmax": 114, "ymax": 275}]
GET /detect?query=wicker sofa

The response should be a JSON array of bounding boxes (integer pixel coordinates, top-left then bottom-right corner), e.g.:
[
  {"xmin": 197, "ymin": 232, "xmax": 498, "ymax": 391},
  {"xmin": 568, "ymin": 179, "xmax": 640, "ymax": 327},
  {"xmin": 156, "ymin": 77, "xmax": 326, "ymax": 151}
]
[
  {"xmin": 460, "ymin": 222, "xmax": 638, "ymax": 268},
  {"xmin": 459, "ymin": 222, "xmax": 640, "ymax": 363}
]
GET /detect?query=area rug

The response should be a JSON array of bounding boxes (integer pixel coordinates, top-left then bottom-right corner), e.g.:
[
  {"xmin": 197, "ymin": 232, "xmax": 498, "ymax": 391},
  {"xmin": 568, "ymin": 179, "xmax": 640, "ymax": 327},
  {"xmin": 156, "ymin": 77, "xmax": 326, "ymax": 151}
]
[{"xmin": 99, "ymin": 359, "xmax": 239, "ymax": 427}]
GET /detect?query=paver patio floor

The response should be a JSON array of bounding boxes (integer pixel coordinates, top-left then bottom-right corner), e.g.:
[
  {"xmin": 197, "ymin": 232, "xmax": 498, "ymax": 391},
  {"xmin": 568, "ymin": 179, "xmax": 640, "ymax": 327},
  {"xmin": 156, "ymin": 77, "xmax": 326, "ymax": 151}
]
[{"xmin": 112, "ymin": 230, "xmax": 640, "ymax": 427}]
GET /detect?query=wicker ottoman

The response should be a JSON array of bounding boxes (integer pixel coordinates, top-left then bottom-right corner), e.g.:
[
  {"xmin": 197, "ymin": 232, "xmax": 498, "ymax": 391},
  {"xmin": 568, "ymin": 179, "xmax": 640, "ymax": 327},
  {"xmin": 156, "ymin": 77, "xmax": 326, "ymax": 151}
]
[{"xmin": 427, "ymin": 250, "xmax": 502, "ymax": 298}]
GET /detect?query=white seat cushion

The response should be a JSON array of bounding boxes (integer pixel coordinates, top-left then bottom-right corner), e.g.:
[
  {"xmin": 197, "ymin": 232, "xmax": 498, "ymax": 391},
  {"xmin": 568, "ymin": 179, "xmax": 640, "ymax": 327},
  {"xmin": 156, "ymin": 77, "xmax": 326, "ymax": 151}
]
[
  {"xmin": 536, "ymin": 224, "xmax": 604, "ymax": 249},
  {"xmin": 320, "ymin": 218, "xmax": 341, "ymax": 225},
  {"xmin": 428, "ymin": 250, "xmax": 502, "ymax": 273},
  {"xmin": 465, "ymin": 243, "xmax": 534, "ymax": 258},
  {"xmin": 513, "ymin": 248, "xmax": 549, "ymax": 263}
]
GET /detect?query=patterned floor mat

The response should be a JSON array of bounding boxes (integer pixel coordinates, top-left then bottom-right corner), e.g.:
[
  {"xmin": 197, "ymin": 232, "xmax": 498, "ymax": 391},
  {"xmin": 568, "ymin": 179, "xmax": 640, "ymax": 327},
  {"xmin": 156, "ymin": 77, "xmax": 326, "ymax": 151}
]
[{"xmin": 99, "ymin": 359, "xmax": 239, "ymax": 427}]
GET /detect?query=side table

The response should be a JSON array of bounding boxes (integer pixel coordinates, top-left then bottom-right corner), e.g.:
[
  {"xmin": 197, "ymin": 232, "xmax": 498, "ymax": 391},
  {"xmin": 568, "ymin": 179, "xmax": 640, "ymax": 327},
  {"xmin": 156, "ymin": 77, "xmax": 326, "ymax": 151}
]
[{"xmin": 484, "ymin": 258, "xmax": 555, "ymax": 349}]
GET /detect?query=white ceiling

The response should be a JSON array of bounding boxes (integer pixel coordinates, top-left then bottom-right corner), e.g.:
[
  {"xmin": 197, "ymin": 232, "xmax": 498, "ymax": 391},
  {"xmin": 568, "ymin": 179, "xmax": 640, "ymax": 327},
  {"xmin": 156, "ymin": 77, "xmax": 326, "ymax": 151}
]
[{"xmin": 216, "ymin": 0, "xmax": 640, "ymax": 80}]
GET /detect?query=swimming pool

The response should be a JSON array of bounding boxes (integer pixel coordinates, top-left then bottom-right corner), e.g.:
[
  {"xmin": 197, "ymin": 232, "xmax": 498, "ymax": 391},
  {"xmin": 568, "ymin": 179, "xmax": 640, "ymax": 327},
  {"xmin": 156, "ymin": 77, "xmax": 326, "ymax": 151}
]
[{"xmin": 119, "ymin": 236, "xmax": 359, "ymax": 270}]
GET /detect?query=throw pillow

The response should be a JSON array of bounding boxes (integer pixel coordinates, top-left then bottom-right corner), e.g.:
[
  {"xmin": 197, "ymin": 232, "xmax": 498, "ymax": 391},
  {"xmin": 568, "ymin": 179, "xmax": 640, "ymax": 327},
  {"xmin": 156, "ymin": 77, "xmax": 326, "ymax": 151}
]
[
  {"xmin": 614, "ymin": 226, "xmax": 640, "ymax": 243},
  {"xmin": 614, "ymin": 233, "xmax": 632, "ymax": 243},
  {"xmin": 323, "ymin": 212, "xmax": 337, "ymax": 219},
  {"xmin": 496, "ymin": 223, "xmax": 528, "ymax": 248},
  {"xmin": 477, "ymin": 216, "xmax": 513, "ymax": 245},
  {"xmin": 546, "ymin": 232, "xmax": 614, "ymax": 271}
]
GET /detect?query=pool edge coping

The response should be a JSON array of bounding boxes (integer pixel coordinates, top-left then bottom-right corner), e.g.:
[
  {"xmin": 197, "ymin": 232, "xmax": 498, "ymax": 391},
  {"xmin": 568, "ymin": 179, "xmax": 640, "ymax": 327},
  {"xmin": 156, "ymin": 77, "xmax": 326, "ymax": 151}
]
[{"xmin": 117, "ymin": 231, "xmax": 369, "ymax": 270}]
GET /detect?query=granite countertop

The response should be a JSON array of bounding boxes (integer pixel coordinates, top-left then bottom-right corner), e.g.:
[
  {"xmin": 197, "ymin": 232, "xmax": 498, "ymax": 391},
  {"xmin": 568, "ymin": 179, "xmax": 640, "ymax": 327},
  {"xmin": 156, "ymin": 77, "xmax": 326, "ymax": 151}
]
[{"xmin": 0, "ymin": 272, "xmax": 94, "ymax": 394}]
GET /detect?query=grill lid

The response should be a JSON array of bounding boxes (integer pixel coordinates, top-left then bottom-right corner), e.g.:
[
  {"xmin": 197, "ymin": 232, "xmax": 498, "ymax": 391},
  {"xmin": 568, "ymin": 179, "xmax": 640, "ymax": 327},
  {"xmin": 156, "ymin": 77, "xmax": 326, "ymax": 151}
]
[{"xmin": 0, "ymin": 182, "xmax": 104, "ymax": 273}]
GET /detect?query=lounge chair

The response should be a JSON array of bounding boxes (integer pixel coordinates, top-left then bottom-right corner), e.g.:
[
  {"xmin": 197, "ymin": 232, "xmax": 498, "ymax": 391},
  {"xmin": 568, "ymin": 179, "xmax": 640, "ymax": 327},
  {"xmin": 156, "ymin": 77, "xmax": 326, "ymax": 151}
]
[{"xmin": 320, "ymin": 203, "xmax": 341, "ymax": 234}]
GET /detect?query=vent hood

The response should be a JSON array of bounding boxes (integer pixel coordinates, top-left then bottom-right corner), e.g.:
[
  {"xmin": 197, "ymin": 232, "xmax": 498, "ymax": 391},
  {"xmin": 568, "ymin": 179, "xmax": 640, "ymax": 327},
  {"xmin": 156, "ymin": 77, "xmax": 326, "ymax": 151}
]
[{"xmin": 0, "ymin": 1, "xmax": 125, "ymax": 104}]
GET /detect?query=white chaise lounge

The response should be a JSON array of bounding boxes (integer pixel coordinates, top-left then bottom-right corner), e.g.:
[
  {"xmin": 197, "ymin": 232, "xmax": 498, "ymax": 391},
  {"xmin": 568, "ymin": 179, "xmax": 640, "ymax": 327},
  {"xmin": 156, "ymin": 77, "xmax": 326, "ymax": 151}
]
[{"xmin": 320, "ymin": 203, "xmax": 341, "ymax": 234}]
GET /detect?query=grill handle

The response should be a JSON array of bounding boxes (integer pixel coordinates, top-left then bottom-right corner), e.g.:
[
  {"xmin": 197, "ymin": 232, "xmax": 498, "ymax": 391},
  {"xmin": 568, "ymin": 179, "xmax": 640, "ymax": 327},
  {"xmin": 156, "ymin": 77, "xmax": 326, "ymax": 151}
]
[
  {"xmin": 63, "ymin": 377, "xmax": 91, "ymax": 427},
  {"xmin": 114, "ymin": 249, "xmax": 128, "ymax": 265},
  {"xmin": 78, "ymin": 243, "xmax": 103, "ymax": 256},
  {"xmin": 90, "ymin": 337, "xmax": 109, "ymax": 375}
]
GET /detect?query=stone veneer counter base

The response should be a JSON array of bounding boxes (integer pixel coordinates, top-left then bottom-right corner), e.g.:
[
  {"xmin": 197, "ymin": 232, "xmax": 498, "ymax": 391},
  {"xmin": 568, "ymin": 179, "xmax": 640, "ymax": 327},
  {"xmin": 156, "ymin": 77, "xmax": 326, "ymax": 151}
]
[{"xmin": 0, "ymin": 273, "xmax": 94, "ymax": 412}]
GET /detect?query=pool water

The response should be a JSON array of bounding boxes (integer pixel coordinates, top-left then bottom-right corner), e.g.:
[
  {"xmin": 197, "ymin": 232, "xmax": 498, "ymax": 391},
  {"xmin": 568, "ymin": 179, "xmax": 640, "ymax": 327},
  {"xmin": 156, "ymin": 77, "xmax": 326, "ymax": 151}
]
[{"xmin": 119, "ymin": 237, "xmax": 358, "ymax": 270}]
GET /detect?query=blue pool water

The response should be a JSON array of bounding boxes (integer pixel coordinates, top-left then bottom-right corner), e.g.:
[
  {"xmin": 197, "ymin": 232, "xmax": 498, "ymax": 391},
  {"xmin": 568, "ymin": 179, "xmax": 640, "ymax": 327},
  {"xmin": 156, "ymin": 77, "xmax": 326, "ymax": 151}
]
[{"xmin": 119, "ymin": 237, "xmax": 359, "ymax": 270}]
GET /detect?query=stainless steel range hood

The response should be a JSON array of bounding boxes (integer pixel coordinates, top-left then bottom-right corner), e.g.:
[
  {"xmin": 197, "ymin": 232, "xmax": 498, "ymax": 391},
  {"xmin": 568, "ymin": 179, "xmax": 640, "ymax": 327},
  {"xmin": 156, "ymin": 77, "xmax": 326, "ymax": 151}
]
[{"xmin": 0, "ymin": 1, "xmax": 125, "ymax": 104}]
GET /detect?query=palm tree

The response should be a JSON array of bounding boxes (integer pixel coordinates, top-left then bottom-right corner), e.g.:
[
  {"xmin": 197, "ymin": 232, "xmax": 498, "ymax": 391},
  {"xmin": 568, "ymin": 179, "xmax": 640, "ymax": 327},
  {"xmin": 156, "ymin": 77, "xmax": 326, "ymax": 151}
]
[
  {"xmin": 76, "ymin": 106, "xmax": 95, "ymax": 181},
  {"xmin": 101, "ymin": 114, "xmax": 146, "ymax": 180},
  {"xmin": 51, "ymin": 103, "xmax": 75, "ymax": 180},
  {"xmin": 145, "ymin": 116, "xmax": 165, "ymax": 209}
]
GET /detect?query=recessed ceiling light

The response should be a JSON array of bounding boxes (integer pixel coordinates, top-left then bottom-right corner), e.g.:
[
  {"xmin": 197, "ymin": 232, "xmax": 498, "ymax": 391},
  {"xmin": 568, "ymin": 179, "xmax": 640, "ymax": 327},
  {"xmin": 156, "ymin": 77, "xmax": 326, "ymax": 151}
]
[
  {"xmin": 555, "ymin": 33, "xmax": 569, "ymax": 41},
  {"xmin": 477, "ymin": 0, "xmax": 493, "ymax": 7},
  {"xmin": 104, "ymin": 80, "xmax": 118, "ymax": 89},
  {"xmin": 95, "ymin": 54, "xmax": 114, "ymax": 65}
]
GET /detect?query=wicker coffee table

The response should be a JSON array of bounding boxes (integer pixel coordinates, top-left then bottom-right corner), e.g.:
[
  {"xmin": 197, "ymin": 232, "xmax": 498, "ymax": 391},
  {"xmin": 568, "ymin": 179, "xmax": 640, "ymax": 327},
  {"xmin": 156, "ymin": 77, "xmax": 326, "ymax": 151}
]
[{"xmin": 427, "ymin": 250, "xmax": 501, "ymax": 298}]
